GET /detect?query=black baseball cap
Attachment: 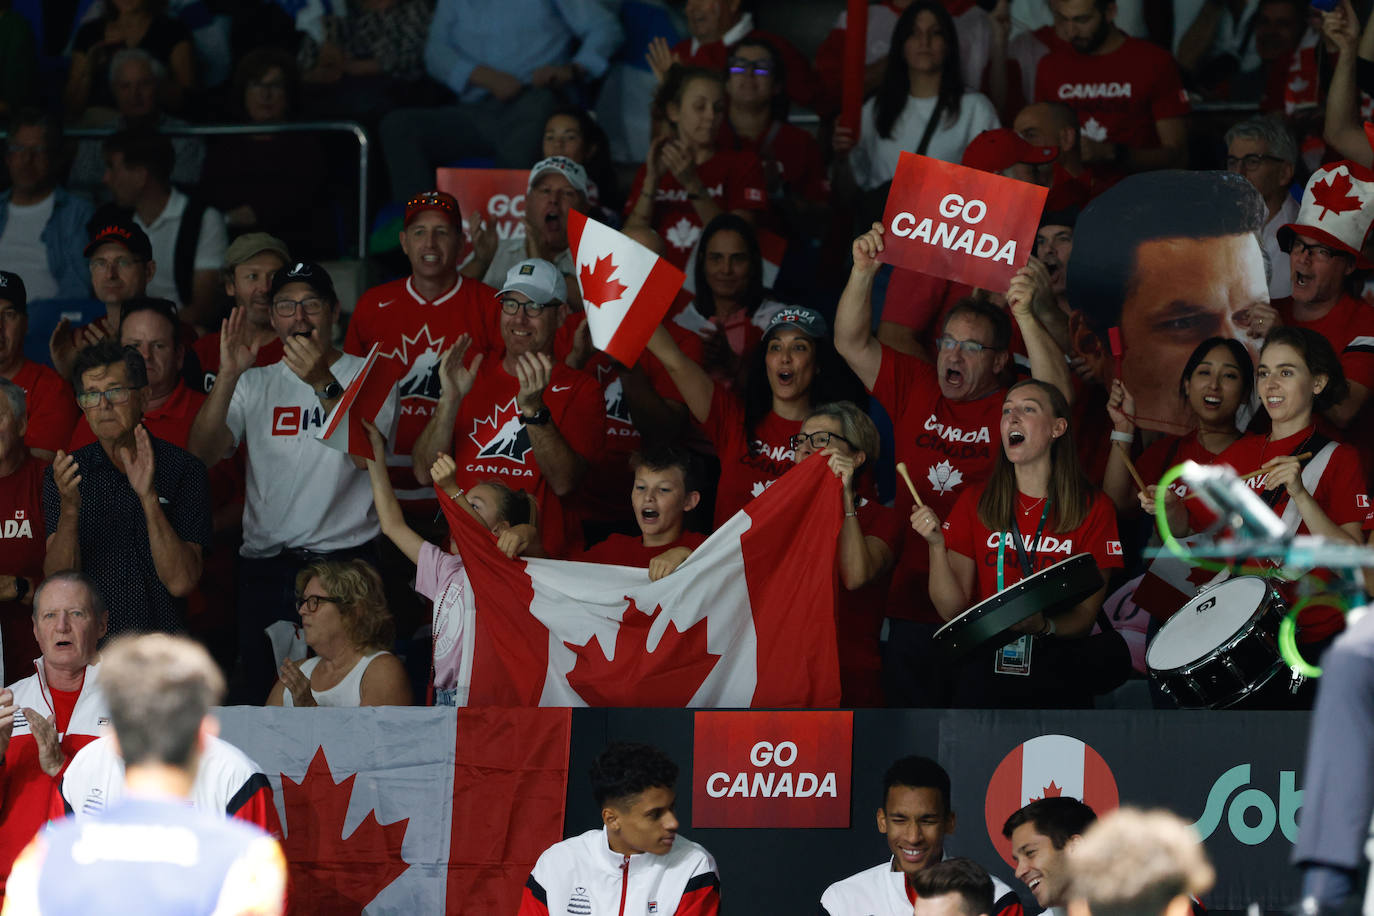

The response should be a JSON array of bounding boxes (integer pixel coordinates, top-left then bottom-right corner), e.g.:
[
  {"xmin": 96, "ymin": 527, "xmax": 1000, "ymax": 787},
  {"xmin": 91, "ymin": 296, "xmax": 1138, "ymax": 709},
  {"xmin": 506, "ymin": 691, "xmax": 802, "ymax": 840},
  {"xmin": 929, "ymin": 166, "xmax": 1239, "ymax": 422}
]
[
  {"xmin": 84, "ymin": 220, "xmax": 154, "ymax": 261},
  {"xmin": 0, "ymin": 271, "xmax": 26, "ymax": 312},
  {"xmin": 269, "ymin": 261, "xmax": 338, "ymax": 304}
]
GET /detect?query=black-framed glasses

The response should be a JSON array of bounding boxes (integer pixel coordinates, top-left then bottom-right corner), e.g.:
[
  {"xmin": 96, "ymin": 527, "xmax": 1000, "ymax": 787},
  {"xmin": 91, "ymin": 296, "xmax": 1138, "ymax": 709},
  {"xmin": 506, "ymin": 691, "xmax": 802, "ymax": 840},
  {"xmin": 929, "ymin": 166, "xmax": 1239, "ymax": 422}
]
[
  {"xmin": 89, "ymin": 255, "xmax": 144, "ymax": 272},
  {"xmin": 789, "ymin": 430, "xmax": 855, "ymax": 451},
  {"xmin": 1286, "ymin": 238, "xmax": 1347, "ymax": 262},
  {"xmin": 1225, "ymin": 154, "xmax": 1284, "ymax": 172},
  {"xmin": 76, "ymin": 386, "xmax": 143, "ymax": 409},
  {"xmin": 935, "ymin": 335, "xmax": 999, "ymax": 355},
  {"xmin": 499, "ymin": 296, "xmax": 551, "ymax": 317},
  {"xmin": 297, "ymin": 595, "xmax": 341, "ymax": 613},
  {"xmin": 273, "ymin": 296, "xmax": 328, "ymax": 317},
  {"xmin": 727, "ymin": 57, "xmax": 773, "ymax": 76}
]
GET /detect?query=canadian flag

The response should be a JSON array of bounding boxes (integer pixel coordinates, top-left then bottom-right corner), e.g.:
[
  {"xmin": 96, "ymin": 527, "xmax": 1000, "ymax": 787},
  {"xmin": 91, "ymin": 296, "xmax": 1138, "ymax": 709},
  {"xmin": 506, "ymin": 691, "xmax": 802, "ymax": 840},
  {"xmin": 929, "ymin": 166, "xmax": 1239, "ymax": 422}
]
[
  {"xmin": 317, "ymin": 343, "xmax": 400, "ymax": 460},
  {"xmin": 218, "ymin": 706, "xmax": 571, "ymax": 915},
  {"xmin": 567, "ymin": 210, "xmax": 686, "ymax": 366},
  {"xmin": 440, "ymin": 455, "xmax": 843, "ymax": 707}
]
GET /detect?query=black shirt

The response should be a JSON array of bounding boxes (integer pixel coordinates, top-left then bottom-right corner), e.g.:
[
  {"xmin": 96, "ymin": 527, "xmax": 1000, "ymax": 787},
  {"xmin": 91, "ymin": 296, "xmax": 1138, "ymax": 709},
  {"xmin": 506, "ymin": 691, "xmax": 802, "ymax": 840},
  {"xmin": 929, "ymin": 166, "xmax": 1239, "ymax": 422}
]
[{"xmin": 42, "ymin": 434, "xmax": 212, "ymax": 637}]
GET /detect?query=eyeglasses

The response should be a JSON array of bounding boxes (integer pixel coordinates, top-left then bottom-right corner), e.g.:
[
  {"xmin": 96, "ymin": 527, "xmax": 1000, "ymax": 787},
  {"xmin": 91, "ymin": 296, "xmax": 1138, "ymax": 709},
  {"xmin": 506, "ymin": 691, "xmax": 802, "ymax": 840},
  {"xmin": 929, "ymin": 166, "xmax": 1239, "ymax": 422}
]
[
  {"xmin": 5, "ymin": 143, "xmax": 45, "ymax": 157},
  {"xmin": 297, "ymin": 594, "xmax": 341, "ymax": 613},
  {"xmin": 76, "ymin": 386, "xmax": 143, "ymax": 409},
  {"xmin": 89, "ymin": 256, "xmax": 143, "ymax": 272},
  {"xmin": 728, "ymin": 58, "xmax": 773, "ymax": 76},
  {"xmin": 499, "ymin": 296, "xmax": 551, "ymax": 316},
  {"xmin": 1287, "ymin": 238, "xmax": 1347, "ymax": 262},
  {"xmin": 935, "ymin": 335, "xmax": 999, "ymax": 355},
  {"xmin": 1225, "ymin": 154, "xmax": 1285, "ymax": 172},
  {"xmin": 273, "ymin": 296, "xmax": 328, "ymax": 317},
  {"xmin": 789, "ymin": 430, "xmax": 855, "ymax": 451}
]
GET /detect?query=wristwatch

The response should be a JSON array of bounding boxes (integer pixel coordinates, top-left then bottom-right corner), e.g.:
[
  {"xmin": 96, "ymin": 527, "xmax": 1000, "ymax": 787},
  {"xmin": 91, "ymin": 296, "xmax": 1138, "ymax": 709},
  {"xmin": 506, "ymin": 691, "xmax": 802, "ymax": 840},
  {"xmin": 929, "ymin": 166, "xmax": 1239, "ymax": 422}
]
[
  {"xmin": 316, "ymin": 379, "xmax": 344, "ymax": 400},
  {"xmin": 12, "ymin": 576, "xmax": 28, "ymax": 602},
  {"xmin": 518, "ymin": 407, "xmax": 552, "ymax": 426}
]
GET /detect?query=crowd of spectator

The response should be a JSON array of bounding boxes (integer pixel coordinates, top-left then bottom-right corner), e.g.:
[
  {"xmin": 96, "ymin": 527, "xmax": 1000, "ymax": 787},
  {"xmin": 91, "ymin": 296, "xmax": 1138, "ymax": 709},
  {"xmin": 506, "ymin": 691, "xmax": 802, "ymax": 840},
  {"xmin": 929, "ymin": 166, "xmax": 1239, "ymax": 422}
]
[{"xmin": 2, "ymin": 0, "xmax": 1374, "ymax": 725}]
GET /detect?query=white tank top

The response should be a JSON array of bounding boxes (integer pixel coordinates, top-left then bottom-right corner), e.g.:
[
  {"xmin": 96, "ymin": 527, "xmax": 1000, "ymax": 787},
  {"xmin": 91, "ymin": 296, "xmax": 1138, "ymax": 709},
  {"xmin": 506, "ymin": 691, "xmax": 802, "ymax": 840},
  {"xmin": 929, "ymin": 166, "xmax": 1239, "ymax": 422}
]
[{"xmin": 283, "ymin": 650, "xmax": 390, "ymax": 708}]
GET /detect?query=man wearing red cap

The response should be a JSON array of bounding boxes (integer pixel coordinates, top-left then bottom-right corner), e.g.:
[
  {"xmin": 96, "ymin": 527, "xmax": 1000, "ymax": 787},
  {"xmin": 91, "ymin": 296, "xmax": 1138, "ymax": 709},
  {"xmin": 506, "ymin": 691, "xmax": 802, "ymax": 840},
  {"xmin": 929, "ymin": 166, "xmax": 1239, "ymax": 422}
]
[
  {"xmin": 0, "ymin": 271, "xmax": 79, "ymax": 461},
  {"xmin": 345, "ymin": 191, "xmax": 500, "ymax": 511},
  {"xmin": 960, "ymin": 127, "xmax": 1058, "ymax": 185}
]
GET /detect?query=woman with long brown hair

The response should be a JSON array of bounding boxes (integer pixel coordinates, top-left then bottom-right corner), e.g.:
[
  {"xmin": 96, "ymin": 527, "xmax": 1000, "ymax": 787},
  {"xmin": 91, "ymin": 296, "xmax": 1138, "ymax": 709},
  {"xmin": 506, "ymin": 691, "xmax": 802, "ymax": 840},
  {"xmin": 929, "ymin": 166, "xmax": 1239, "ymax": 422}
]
[{"xmin": 910, "ymin": 378, "xmax": 1124, "ymax": 707}]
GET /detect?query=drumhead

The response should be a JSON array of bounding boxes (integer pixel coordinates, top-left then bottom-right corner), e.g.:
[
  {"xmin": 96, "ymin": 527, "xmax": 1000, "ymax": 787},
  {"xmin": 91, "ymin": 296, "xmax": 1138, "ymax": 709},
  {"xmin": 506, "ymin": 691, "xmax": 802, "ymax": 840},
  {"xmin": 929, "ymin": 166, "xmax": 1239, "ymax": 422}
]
[{"xmin": 1146, "ymin": 577, "xmax": 1271, "ymax": 670}]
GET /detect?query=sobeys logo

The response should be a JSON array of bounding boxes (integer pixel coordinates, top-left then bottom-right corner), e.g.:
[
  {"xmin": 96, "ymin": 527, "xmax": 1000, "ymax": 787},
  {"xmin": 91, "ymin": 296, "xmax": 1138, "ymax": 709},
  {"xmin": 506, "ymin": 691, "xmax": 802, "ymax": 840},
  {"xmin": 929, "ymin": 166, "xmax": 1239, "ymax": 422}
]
[{"xmin": 1191, "ymin": 764, "xmax": 1302, "ymax": 845}]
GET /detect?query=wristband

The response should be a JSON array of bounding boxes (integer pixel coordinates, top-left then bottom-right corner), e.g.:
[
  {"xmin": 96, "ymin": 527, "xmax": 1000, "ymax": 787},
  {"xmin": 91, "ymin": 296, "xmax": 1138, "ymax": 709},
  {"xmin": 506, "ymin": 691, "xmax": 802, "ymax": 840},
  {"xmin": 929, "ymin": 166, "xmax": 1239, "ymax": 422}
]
[
  {"xmin": 1110, "ymin": 430, "xmax": 1133, "ymax": 444},
  {"xmin": 844, "ymin": 511, "xmax": 858, "ymax": 518},
  {"xmin": 1038, "ymin": 617, "xmax": 1057, "ymax": 638}
]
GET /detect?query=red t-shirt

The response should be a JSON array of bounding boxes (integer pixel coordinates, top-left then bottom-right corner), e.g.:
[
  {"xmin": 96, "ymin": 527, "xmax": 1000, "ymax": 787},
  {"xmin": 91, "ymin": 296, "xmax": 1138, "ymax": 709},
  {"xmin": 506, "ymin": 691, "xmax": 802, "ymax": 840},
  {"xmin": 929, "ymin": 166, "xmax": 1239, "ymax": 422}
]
[
  {"xmin": 699, "ymin": 385, "xmax": 800, "ymax": 528},
  {"xmin": 578, "ymin": 530, "xmax": 707, "ymax": 567},
  {"xmin": 674, "ymin": 27, "xmax": 821, "ymax": 111},
  {"xmin": 346, "ymin": 275, "xmax": 502, "ymax": 505},
  {"xmin": 0, "ymin": 454, "xmax": 46, "ymax": 679},
  {"xmin": 718, "ymin": 119, "xmax": 828, "ymax": 203},
  {"xmin": 1034, "ymin": 36, "xmax": 1191, "ymax": 150},
  {"xmin": 838, "ymin": 497, "xmax": 905, "ymax": 707},
  {"xmin": 68, "ymin": 382, "xmax": 205, "ymax": 451},
  {"xmin": 871, "ymin": 345, "xmax": 1004, "ymax": 622},
  {"xmin": 449, "ymin": 361, "xmax": 604, "ymax": 558},
  {"xmin": 626, "ymin": 151, "xmax": 768, "ymax": 269},
  {"xmin": 1273, "ymin": 294, "xmax": 1374, "ymax": 390},
  {"xmin": 1217, "ymin": 427, "xmax": 1367, "ymax": 640},
  {"xmin": 10, "ymin": 361, "xmax": 78, "ymax": 455},
  {"xmin": 192, "ymin": 333, "xmax": 284, "ymax": 389},
  {"xmin": 1136, "ymin": 431, "xmax": 1231, "ymax": 532},
  {"xmin": 943, "ymin": 488, "xmax": 1124, "ymax": 602}
]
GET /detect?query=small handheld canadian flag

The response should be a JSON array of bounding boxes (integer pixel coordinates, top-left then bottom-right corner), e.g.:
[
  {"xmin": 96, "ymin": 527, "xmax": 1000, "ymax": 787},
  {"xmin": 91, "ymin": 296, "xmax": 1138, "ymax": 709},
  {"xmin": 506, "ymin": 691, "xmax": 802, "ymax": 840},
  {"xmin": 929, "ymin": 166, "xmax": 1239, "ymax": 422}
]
[
  {"xmin": 317, "ymin": 343, "xmax": 399, "ymax": 460},
  {"xmin": 567, "ymin": 210, "xmax": 686, "ymax": 366}
]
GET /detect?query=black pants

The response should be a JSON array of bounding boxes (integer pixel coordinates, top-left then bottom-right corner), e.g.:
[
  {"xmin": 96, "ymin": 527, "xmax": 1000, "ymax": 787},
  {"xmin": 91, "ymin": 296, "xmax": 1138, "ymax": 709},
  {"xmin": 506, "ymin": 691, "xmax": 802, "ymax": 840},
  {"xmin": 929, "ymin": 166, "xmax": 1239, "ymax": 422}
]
[{"xmin": 881, "ymin": 619, "xmax": 952, "ymax": 708}]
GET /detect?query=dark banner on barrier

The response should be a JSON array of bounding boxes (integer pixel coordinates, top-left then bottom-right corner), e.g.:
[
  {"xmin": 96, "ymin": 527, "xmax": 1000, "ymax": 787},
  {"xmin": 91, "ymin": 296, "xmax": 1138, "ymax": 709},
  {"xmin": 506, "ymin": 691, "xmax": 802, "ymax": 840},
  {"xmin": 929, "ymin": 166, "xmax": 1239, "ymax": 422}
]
[{"xmin": 566, "ymin": 709, "xmax": 1310, "ymax": 915}]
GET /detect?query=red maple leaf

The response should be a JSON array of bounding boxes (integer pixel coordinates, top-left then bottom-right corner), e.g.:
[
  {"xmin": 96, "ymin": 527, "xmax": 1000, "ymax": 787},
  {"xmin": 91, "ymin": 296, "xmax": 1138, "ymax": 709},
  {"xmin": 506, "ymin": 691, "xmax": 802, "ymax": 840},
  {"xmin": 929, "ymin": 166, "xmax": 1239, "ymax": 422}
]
[
  {"xmin": 1311, "ymin": 171, "xmax": 1363, "ymax": 220},
  {"xmin": 1028, "ymin": 781, "xmax": 1064, "ymax": 802},
  {"xmin": 564, "ymin": 597, "xmax": 720, "ymax": 706},
  {"xmin": 279, "ymin": 746, "xmax": 410, "ymax": 915},
  {"xmin": 579, "ymin": 254, "xmax": 628, "ymax": 309}
]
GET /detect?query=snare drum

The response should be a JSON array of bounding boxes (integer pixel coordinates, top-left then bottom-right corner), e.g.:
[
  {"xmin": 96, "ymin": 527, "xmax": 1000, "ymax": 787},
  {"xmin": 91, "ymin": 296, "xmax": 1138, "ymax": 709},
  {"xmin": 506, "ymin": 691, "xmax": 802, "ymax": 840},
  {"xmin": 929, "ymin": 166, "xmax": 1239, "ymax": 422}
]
[{"xmin": 1146, "ymin": 577, "xmax": 1288, "ymax": 708}]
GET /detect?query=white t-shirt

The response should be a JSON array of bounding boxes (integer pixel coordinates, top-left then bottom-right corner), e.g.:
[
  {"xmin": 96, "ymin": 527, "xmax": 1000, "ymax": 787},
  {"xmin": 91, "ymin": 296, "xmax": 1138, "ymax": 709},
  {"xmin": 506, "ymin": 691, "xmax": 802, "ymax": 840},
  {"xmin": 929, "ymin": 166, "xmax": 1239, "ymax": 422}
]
[
  {"xmin": 0, "ymin": 195, "xmax": 59, "ymax": 301},
  {"xmin": 463, "ymin": 234, "xmax": 575, "ymax": 289},
  {"xmin": 225, "ymin": 355, "xmax": 398, "ymax": 557},
  {"xmin": 850, "ymin": 91, "xmax": 1001, "ymax": 190},
  {"xmin": 135, "ymin": 188, "xmax": 228, "ymax": 307}
]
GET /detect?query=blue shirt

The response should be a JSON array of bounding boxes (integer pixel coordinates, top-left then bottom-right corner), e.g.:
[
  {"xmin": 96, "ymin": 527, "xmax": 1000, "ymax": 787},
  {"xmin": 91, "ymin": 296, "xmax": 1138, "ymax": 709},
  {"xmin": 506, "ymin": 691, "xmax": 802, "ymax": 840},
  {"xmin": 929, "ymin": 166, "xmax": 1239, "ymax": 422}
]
[{"xmin": 425, "ymin": 0, "xmax": 623, "ymax": 102}]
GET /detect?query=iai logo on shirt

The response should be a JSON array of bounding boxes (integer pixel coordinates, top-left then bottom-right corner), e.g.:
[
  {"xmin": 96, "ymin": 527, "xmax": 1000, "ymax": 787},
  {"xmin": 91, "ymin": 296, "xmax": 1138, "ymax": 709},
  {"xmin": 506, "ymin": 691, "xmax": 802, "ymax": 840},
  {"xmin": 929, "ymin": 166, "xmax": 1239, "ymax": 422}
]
[
  {"xmin": 469, "ymin": 397, "xmax": 532, "ymax": 462},
  {"xmin": 983, "ymin": 734, "xmax": 1119, "ymax": 868}
]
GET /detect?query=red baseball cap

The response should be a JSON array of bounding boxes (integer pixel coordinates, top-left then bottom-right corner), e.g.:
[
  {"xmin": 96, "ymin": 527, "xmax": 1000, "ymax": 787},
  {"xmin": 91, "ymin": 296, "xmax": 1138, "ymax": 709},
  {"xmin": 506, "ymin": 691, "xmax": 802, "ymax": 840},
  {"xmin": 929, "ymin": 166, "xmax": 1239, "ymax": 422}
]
[
  {"xmin": 961, "ymin": 129, "xmax": 1058, "ymax": 176},
  {"xmin": 404, "ymin": 190, "xmax": 460, "ymax": 227}
]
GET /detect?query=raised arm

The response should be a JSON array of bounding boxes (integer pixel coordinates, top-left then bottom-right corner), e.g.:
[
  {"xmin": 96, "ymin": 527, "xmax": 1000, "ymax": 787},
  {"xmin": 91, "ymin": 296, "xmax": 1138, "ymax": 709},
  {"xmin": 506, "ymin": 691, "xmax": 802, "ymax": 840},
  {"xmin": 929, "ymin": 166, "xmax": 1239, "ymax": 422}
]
[
  {"xmin": 188, "ymin": 307, "xmax": 259, "ymax": 465},
  {"xmin": 1322, "ymin": 1, "xmax": 1374, "ymax": 166},
  {"xmin": 413, "ymin": 335, "xmax": 482, "ymax": 485},
  {"xmin": 1007, "ymin": 259, "xmax": 1072, "ymax": 403},
  {"xmin": 514, "ymin": 353, "xmax": 587, "ymax": 497},
  {"xmin": 830, "ymin": 453, "xmax": 895, "ymax": 590},
  {"xmin": 123, "ymin": 426, "xmax": 203, "ymax": 597},
  {"xmin": 363, "ymin": 420, "xmax": 425, "ymax": 564},
  {"xmin": 834, "ymin": 224, "xmax": 888, "ymax": 390},
  {"xmin": 644, "ymin": 324, "xmax": 715, "ymax": 424},
  {"xmin": 909, "ymin": 503, "xmax": 976, "ymax": 620},
  {"xmin": 1102, "ymin": 379, "xmax": 1140, "ymax": 513}
]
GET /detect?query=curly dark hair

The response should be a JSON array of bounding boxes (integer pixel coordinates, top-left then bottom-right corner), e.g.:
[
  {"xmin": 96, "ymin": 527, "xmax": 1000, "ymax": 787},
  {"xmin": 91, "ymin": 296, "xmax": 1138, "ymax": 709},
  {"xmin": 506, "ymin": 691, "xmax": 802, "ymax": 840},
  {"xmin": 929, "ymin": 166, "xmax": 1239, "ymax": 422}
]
[{"xmin": 590, "ymin": 742, "xmax": 679, "ymax": 808}]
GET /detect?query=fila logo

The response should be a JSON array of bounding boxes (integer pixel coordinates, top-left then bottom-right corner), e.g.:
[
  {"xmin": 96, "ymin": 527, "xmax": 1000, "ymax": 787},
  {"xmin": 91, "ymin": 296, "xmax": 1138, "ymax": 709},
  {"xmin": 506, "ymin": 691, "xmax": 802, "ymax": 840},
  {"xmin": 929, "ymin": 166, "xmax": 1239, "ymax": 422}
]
[
  {"xmin": 1107, "ymin": 541, "xmax": 1123, "ymax": 556},
  {"xmin": 273, "ymin": 406, "xmax": 301, "ymax": 435}
]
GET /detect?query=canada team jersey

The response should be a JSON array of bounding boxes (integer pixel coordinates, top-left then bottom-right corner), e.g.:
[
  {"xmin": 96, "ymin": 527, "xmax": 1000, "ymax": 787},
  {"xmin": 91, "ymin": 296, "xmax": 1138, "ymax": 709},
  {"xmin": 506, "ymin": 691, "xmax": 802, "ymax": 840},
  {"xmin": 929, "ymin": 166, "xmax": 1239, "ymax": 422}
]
[
  {"xmin": 0, "ymin": 663, "xmax": 107, "ymax": 901},
  {"xmin": 717, "ymin": 119, "xmax": 829, "ymax": 203},
  {"xmin": 449, "ymin": 362, "xmax": 604, "ymax": 558},
  {"xmin": 10, "ymin": 361, "xmax": 78, "ymax": 456},
  {"xmin": 518, "ymin": 827, "xmax": 720, "ymax": 916},
  {"xmin": 943, "ymin": 488, "xmax": 1123, "ymax": 602},
  {"xmin": 838, "ymin": 498, "xmax": 905, "ymax": 707},
  {"xmin": 626, "ymin": 151, "xmax": 768, "ymax": 269},
  {"xmin": 1136, "ymin": 431, "xmax": 1231, "ymax": 532},
  {"xmin": 1034, "ymin": 37, "xmax": 1190, "ymax": 150},
  {"xmin": 871, "ymin": 345, "xmax": 1003, "ymax": 622},
  {"xmin": 700, "ymin": 386, "xmax": 800, "ymax": 528},
  {"xmin": 3, "ymin": 798, "xmax": 286, "ymax": 916},
  {"xmin": 61, "ymin": 735, "xmax": 282, "ymax": 840},
  {"xmin": 1273, "ymin": 294, "xmax": 1374, "ymax": 390},
  {"xmin": 345, "ymin": 275, "xmax": 502, "ymax": 503},
  {"xmin": 820, "ymin": 856, "xmax": 1023, "ymax": 916},
  {"xmin": 578, "ymin": 531, "xmax": 707, "ymax": 567},
  {"xmin": 0, "ymin": 456, "xmax": 46, "ymax": 680}
]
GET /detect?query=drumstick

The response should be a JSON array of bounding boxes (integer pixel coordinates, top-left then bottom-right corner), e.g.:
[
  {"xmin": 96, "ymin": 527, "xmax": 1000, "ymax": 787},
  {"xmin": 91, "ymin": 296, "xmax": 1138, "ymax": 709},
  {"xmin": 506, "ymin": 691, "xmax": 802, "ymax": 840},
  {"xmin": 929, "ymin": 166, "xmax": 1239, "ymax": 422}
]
[
  {"xmin": 895, "ymin": 462, "xmax": 925, "ymax": 509},
  {"xmin": 1114, "ymin": 442, "xmax": 1149, "ymax": 497},
  {"xmin": 1181, "ymin": 452, "xmax": 1314, "ymax": 500}
]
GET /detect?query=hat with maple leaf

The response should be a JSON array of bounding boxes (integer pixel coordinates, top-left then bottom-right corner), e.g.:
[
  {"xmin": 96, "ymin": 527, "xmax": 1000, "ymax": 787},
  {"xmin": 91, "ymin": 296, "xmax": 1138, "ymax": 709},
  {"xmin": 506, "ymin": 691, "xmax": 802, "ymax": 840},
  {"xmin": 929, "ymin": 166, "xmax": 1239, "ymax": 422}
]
[
  {"xmin": 762, "ymin": 305, "xmax": 828, "ymax": 341},
  {"xmin": 961, "ymin": 129, "xmax": 1057, "ymax": 177},
  {"xmin": 497, "ymin": 258, "xmax": 567, "ymax": 305},
  {"xmin": 528, "ymin": 156, "xmax": 589, "ymax": 198},
  {"xmin": 1279, "ymin": 161, "xmax": 1374, "ymax": 268}
]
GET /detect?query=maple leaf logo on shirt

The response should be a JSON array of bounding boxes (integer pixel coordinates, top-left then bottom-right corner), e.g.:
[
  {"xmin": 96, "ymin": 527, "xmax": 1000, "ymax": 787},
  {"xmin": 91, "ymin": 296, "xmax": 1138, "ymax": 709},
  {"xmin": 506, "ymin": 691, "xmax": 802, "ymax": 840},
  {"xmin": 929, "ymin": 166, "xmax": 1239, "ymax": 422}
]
[
  {"xmin": 927, "ymin": 460, "xmax": 963, "ymax": 494},
  {"xmin": 1311, "ymin": 171, "xmax": 1363, "ymax": 220},
  {"xmin": 579, "ymin": 254, "xmax": 628, "ymax": 309},
  {"xmin": 564, "ymin": 597, "xmax": 720, "ymax": 706},
  {"xmin": 280, "ymin": 746, "xmax": 410, "ymax": 913},
  {"xmin": 751, "ymin": 479, "xmax": 774, "ymax": 498},
  {"xmin": 1081, "ymin": 117, "xmax": 1108, "ymax": 143},
  {"xmin": 469, "ymin": 397, "xmax": 532, "ymax": 462},
  {"xmin": 383, "ymin": 325, "xmax": 448, "ymax": 401},
  {"xmin": 666, "ymin": 217, "xmax": 701, "ymax": 251}
]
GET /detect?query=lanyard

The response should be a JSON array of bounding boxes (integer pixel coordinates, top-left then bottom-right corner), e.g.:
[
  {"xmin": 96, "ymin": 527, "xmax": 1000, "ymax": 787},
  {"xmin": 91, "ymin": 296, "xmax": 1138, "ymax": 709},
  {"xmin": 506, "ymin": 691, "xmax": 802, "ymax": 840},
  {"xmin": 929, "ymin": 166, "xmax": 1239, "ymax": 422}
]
[{"xmin": 997, "ymin": 499, "xmax": 1052, "ymax": 593}]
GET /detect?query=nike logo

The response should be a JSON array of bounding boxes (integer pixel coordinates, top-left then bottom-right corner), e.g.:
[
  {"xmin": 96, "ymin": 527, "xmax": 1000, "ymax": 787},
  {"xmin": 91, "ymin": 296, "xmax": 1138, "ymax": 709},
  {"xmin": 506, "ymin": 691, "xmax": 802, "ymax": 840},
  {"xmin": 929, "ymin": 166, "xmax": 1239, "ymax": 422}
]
[
  {"xmin": 378, "ymin": 299, "xmax": 395, "ymax": 308},
  {"xmin": 552, "ymin": 385, "xmax": 571, "ymax": 392}
]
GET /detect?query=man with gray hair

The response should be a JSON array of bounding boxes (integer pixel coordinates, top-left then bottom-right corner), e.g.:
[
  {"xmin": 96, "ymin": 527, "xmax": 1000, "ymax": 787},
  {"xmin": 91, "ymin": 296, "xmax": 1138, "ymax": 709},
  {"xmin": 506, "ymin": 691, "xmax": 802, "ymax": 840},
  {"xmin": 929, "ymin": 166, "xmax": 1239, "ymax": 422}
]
[
  {"xmin": 43, "ymin": 340, "xmax": 211, "ymax": 637},
  {"xmin": 1066, "ymin": 807, "xmax": 1214, "ymax": 916},
  {"xmin": 0, "ymin": 376, "xmax": 46, "ymax": 680},
  {"xmin": 1224, "ymin": 116, "xmax": 1298, "ymax": 299}
]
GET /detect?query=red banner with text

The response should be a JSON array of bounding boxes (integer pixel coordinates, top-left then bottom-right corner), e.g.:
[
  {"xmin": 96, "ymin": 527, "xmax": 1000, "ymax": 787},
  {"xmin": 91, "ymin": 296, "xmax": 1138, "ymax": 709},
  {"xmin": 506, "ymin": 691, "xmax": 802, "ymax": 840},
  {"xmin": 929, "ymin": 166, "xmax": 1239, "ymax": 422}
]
[
  {"xmin": 691, "ymin": 711, "xmax": 852, "ymax": 828},
  {"xmin": 435, "ymin": 168, "xmax": 529, "ymax": 244},
  {"xmin": 877, "ymin": 152, "xmax": 1048, "ymax": 291}
]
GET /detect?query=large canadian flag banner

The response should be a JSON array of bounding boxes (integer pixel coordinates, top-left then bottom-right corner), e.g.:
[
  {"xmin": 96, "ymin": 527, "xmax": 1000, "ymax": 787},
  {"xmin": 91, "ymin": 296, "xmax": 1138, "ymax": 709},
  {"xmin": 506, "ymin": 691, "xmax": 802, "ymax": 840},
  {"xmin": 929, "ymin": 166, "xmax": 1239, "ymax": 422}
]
[
  {"xmin": 878, "ymin": 151, "xmax": 1048, "ymax": 291},
  {"xmin": 442, "ymin": 456, "xmax": 844, "ymax": 708},
  {"xmin": 217, "ymin": 706, "xmax": 571, "ymax": 915},
  {"xmin": 567, "ymin": 210, "xmax": 686, "ymax": 366}
]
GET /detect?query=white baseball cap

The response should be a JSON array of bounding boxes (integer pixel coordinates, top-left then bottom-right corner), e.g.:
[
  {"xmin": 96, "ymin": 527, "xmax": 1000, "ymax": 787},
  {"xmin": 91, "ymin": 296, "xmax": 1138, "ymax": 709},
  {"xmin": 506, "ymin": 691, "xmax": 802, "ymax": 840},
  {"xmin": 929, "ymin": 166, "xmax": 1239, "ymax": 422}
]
[
  {"xmin": 497, "ymin": 258, "xmax": 567, "ymax": 305},
  {"xmin": 528, "ymin": 156, "xmax": 590, "ymax": 198}
]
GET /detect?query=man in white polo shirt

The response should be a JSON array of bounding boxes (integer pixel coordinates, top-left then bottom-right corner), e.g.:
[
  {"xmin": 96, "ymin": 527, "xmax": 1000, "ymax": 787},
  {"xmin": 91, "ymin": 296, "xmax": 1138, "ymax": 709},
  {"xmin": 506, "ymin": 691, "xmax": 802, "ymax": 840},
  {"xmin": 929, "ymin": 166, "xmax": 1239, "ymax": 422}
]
[
  {"xmin": 101, "ymin": 128, "xmax": 226, "ymax": 329},
  {"xmin": 187, "ymin": 261, "xmax": 397, "ymax": 703}
]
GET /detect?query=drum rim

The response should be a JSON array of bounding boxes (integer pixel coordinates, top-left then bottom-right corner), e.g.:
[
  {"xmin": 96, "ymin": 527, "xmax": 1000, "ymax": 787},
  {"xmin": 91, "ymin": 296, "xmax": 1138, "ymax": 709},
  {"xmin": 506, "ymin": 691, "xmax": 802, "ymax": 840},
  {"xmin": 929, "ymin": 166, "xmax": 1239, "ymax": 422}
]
[{"xmin": 1145, "ymin": 576, "xmax": 1283, "ymax": 674}]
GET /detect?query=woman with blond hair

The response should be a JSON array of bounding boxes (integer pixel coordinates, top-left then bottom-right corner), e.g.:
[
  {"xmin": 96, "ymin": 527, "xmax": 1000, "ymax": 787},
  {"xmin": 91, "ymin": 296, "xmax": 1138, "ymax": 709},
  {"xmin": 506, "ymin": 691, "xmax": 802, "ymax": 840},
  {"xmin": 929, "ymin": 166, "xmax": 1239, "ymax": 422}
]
[{"xmin": 266, "ymin": 558, "xmax": 412, "ymax": 707}]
